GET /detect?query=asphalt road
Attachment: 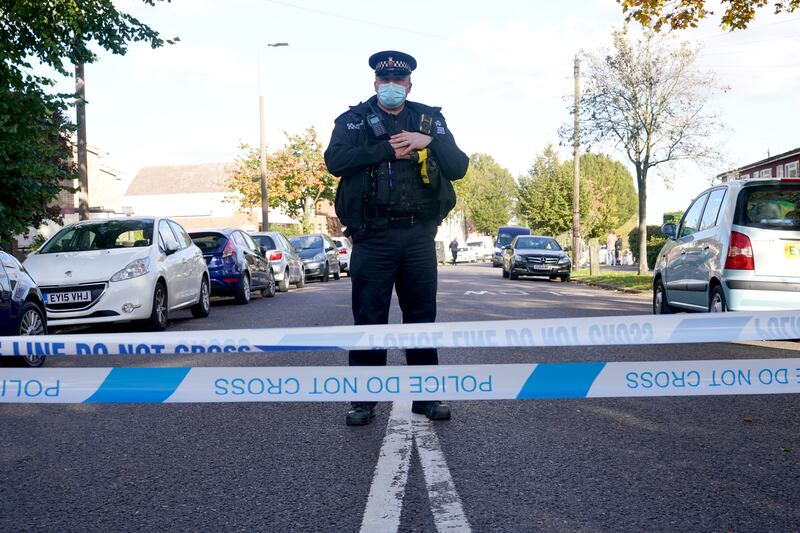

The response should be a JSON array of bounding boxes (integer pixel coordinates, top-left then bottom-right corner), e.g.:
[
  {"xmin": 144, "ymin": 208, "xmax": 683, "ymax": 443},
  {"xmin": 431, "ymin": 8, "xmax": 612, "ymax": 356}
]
[{"xmin": 2, "ymin": 263, "xmax": 799, "ymax": 532}]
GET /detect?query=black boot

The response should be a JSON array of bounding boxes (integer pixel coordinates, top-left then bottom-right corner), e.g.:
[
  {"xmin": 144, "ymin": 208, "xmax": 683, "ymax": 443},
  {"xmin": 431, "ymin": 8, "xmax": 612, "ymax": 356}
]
[
  {"xmin": 346, "ymin": 403, "xmax": 376, "ymax": 426},
  {"xmin": 412, "ymin": 401, "xmax": 451, "ymax": 421}
]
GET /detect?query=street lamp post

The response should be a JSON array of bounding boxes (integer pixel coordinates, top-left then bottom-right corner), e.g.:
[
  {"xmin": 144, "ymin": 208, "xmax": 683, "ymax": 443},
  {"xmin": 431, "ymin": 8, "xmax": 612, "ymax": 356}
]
[{"xmin": 258, "ymin": 42, "xmax": 289, "ymax": 231}]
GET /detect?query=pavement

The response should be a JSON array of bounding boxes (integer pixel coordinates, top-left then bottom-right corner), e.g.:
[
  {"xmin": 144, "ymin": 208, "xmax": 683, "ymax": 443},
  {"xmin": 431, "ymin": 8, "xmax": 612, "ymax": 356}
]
[{"xmin": 2, "ymin": 263, "xmax": 799, "ymax": 532}]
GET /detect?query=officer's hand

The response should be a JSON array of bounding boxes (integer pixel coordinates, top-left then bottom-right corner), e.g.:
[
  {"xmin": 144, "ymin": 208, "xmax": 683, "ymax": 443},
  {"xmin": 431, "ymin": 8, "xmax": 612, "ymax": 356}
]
[
  {"xmin": 390, "ymin": 131, "xmax": 431, "ymax": 157},
  {"xmin": 392, "ymin": 147, "xmax": 412, "ymax": 160}
]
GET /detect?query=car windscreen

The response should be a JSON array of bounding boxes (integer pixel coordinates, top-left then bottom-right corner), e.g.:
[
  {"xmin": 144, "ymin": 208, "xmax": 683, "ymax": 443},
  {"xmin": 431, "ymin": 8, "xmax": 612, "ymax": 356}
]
[
  {"xmin": 190, "ymin": 232, "xmax": 228, "ymax": 253},
  {"xmin": 289, "ymin": 236, "xmax": 322, "ymax": 250},
  {"xmin": 39, "ymin": 219, "xmax": 155, "ymax": 253},
  {"xmin": 735, "ymin": 184, "xmax": 800, "ymax": 231},
  {"xmin": 515, "ymin": 237, "xmax": 561, "ymax": 250},
  {"xmin": 252, "ymin": 235, "xmax": 276, "ymax": 249}
]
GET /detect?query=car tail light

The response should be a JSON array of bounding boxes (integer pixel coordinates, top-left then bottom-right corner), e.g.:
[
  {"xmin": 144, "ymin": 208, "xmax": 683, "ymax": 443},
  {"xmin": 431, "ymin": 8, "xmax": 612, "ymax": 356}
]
[
  {"xmin": 725, "ymin": 231, "xmax": 754, "ymax": 270},
  {"xmin": 269, "ymin": 251, "xmax": 283, "ymax": 261},
  {"xmin": 221, "ymin": 240, "xmax": 235, "ymax": 259},
  {"xmin": 339, "ymin": 248, "xmax": 348, "ymax": 255}
]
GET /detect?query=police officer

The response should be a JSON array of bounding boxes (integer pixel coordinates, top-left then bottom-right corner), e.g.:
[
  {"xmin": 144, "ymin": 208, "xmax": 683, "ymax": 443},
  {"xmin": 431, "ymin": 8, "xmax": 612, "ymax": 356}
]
[{"xmin": 324, "ymin": 50, "xmax": 469, "ymax": 426}]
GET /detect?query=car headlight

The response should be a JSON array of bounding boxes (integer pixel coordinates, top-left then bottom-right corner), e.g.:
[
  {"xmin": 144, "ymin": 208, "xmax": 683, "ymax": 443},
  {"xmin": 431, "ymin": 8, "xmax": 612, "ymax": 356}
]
[
  {"xmin": 513, "ymin": 254, "xmax": 523, "ymax": 262},
  {"xmin": 558, "ymin": 256, "xmax": 571, "ymax": 264},
  {"xmin": 110, "ymin": 257, "xmax": 151, "ymax": 282},
  {"xmin": 313, "ymin": 253, "xmax": 325, "ymax": 262}
]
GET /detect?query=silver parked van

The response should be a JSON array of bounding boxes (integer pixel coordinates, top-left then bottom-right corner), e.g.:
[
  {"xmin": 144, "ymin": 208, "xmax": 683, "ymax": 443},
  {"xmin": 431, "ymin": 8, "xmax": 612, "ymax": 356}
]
[{"xmin": 653, "ymin": 178, "xmax": 800, "ymax": 313}]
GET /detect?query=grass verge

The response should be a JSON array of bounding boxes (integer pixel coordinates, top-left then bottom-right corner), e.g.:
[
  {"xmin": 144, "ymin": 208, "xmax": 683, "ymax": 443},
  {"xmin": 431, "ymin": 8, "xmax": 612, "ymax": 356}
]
[{"xmin": 572, "ymin": 269, "xmax": 653, "ymax": 293}]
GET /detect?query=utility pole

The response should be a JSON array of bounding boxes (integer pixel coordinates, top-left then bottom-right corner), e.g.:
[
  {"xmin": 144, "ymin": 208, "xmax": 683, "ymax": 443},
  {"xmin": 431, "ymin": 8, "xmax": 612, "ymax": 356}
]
[
  {"xmin": 76, "ymin": 62, "xmax": 89, "ymax": 220},
  {"xmin": 571, "ymin": 53, "xmax": 581, "ymax": 269}
]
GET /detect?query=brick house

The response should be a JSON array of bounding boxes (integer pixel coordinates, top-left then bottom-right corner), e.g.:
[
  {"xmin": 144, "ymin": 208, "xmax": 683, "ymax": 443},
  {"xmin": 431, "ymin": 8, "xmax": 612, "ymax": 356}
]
[{"xmin": 718, "ymin": 146, "xmax": 800, "ymax": 182}]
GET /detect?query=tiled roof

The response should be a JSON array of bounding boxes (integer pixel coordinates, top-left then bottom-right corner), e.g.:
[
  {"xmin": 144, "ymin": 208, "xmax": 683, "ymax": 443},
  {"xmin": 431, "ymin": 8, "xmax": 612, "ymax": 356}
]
[{"xmin": 125, "ymin": 163, "xmax": 232, "ymax": 196}]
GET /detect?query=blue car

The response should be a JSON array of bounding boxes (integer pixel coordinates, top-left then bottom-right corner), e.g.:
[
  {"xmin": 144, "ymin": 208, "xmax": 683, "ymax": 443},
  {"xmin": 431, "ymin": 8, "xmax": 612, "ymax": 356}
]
[
  {"xmin": 189, "ymin": 228, "xmax": 276, "ymax": 304},
  {"xmin": 0, "ymin": 250, "xmax": 47, "ymax": 367}
]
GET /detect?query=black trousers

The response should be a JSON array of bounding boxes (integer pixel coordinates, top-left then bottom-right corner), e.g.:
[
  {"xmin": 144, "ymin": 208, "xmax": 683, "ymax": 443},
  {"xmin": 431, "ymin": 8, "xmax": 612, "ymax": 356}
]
[{"xmin": 349, "ymin": 221, "xmax": 439, "ymax": 368}]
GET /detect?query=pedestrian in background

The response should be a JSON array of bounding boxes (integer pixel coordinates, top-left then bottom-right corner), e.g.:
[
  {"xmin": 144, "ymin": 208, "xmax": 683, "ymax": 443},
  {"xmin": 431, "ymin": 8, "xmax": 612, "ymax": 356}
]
[
  {"xmin": 449, "ymin": 238, "xmax": 459, "ymax": 265},
  {"xmin": 614, "ymin": 237, "xmax": 622, "ymax": 265},
  {"xmin": 606, "ymin": 231, "xmax": 617, "ymax": 266},
  {"xmin": 324, "ymin": 50, "xmax": 469, "ymax": 426}
]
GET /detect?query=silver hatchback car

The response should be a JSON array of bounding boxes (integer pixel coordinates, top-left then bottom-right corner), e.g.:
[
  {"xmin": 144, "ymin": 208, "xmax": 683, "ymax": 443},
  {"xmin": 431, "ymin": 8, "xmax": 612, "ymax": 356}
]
[
  {"xmin": 250, "ymin": 231, "xmax": 305, "ymax": 292},
  {"xmin": 653, "ymin": 178, "xmax": 800, "ymax": 313}
]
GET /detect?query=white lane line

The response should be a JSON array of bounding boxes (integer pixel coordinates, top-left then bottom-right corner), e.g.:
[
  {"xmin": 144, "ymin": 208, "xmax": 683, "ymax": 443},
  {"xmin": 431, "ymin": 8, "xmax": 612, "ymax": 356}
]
[
  {"xmin": 360, "ymin": 402, "xmax": 413, "ymax": 533},
  {"xmin": 413, "ymin": 415, "xmax": 472, "ymax": 532}
]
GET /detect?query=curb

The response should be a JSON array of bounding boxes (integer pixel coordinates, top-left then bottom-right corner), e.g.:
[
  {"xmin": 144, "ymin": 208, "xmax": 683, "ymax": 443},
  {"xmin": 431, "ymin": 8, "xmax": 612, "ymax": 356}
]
[{"xmin": 571, "ymin": 278, "xmax": 647, "ymax": 295}]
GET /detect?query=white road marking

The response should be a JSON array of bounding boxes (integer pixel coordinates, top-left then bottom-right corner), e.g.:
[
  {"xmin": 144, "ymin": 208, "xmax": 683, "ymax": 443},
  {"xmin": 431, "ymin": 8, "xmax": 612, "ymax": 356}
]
[
  {"xmin": 413, "ymin": 415, "xmax": 472, "ymax": 532},
  {"xmin": 360, "ymin": 402, "xmax": 413, "ymax": 533},
  {"xmin": 360, "ymin": 402, "xmax": 472, "ymax": 533}
]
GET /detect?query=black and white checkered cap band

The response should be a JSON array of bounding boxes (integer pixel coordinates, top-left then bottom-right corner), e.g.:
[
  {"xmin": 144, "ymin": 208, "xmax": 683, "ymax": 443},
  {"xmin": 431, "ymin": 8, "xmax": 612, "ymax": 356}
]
[{"xmin": 374, "ymin": 58, "xmax": 412, "ymax": 73}]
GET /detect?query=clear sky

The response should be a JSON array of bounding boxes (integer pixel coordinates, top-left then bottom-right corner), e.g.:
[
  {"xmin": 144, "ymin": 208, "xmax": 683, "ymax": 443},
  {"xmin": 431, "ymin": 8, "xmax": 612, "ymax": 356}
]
[{"xmin": 56, "ymin": 0, "xmax": 800, "ymax": 224}]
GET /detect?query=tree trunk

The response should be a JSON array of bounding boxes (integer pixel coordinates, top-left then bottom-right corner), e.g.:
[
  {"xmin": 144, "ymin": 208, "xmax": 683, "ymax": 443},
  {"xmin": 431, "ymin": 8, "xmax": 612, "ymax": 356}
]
[{"xmin": 636, "ymin": 166, "xmax": 648, "ymax": 275}]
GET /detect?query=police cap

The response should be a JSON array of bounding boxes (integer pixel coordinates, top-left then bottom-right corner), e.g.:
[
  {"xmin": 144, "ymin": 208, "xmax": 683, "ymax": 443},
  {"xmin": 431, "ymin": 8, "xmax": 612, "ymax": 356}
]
[{"xmin": 369, "ymin": 50, "xmax": 416, "ymax": 76}]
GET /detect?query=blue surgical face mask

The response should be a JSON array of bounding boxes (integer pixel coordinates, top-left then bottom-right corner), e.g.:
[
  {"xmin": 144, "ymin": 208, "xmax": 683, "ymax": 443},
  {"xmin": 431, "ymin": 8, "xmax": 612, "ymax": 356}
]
[{"xmin": 377, "ymin": 82, "xmax": 407, "ymax": 109}]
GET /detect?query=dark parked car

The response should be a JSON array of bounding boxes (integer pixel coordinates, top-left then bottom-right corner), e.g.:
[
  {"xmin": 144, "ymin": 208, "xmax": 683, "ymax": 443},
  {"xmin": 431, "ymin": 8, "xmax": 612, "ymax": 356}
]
[
  {"xmin": 250, "ymin": 231, "xmax": 305, "ymax": 292},
  {"xmin": 502, "ymin": 235, "xmax": 571, "ymax": 282},
  {"xmin": 288, "ymin": 234, "xmax": 341, "ymax": 282},
  {"xmin": 189, "ymin": 228, "xmax": 276, "ymax": 304},
  {"xmin": 0, "ymin": 250, "xmax": 47, "ymax": 367}
]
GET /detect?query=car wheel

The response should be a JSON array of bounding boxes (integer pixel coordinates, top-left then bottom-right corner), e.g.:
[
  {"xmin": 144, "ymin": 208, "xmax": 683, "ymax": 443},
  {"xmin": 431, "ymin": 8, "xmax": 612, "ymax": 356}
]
[
  {"xmin": 191, "ymin": 276, "xmax": 211, "ymax": 318},
  {"xmin": 5, "ymin": 302, "xmax": 47, "ymax": 368},
  {"xmin": 296, "ymin": 270, "xmax": 306, "ymax": 288},
  {"xmin": 709, "ymin": 285, "xmax": 727, "ymax": 313},
  {"xmin": 509, "ymin": 269, "xmax": 518, "ymax": 280},
  {"xmin": 147, "ymin": 281, "xmax": 169, "ymax": 331},
  {"xmin": 322, "ymin": 264, "xmax": 330, "ymax": 282},
  {"xmin": 261, "ymin": 270, "xmax": 277, "ymax": 298},
  {"xmin": 234, "ymin": 273, "xmax": 251, "ymax": 304},
  {"xmin": 653, "ymin": 278, "xmax": 675, "ymax": 315},
  {"xmin": 560, "ymin": 275, "xmax": 570, "ymax": 282},
  {"xmin": 278, "ymin": 269, "xmax": 290, "ymax": 292}
]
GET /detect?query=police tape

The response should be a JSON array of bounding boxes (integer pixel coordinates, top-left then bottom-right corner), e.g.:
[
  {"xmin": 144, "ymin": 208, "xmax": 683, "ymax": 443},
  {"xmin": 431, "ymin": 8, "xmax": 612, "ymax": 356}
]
[
  {"xmin": 1, "ymin": 310, "xmax": 800, "ymax": 358},
  {"xmin": 2, "ymin": 359, "xmax": 799, "ymax": 403}
]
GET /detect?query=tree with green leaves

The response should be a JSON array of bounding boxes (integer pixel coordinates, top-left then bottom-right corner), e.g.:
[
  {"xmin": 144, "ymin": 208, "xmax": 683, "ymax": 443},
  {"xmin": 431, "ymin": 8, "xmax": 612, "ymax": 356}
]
[
  {"xmin": 517, "ymin": 147, "xmax": 637, "ymax": 239},
  {"xmin": 575, "ymin": 29, "xmax": 723, "ymax": 274},
  {"xmin": 226, "ymin": 128, "xmax": 337, "ymax": 233},
  {"xmin": 517, "ymin": 146, "xmax": 581, "ymax": 236},
  {"xmin": 1, "ymin": 1, "xmax": 174, "ymax": 244},
  {"xmin": 619, "ymin": 0, "xmax": 799, "ymax": 31},
  {"xmin": 452, "ymin": 154, "xmax": 516, "ymax": 235}
]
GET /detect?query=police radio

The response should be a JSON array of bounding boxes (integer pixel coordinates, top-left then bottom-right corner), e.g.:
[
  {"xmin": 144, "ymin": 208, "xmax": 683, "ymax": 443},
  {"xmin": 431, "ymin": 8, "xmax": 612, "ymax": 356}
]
[{"xmin": 366, "ymin": 113, "xmax": 387, "ymax": 138}]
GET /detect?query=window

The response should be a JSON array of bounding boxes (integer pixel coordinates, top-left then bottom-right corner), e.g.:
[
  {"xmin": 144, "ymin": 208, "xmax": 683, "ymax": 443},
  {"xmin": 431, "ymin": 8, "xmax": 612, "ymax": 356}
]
[
  {"xmin": 679, "ymin": 193, "xmax": 709, "ymax": 238},
  {"xmin": 761, "ymin": 168, "xmax": 772, "ymax": 179},
  {"xmin": 253, "ymin": 235, "xmax": 276, "ymax": 249},
  {"xmin": 231, "ymin": 231, "xmax": 248, "ymax": 249},
  {"xmin": 167, "ymin": 220, "xmax": 192, "ymax": 248},
  {"xmin": 0, "ymin": 262, "xmax": 10, "ymax": 292},
  {"xmin": 738, "ymin": 184, "xmax": 800, "ymax": 230},
  {"xmin": 786, "ymin": 161, "xmax": 799, "ymax": 178},
  {"xmin": 241, "ymin": 232, "xmax": 258, "ymax": 251},
  {"xmin": 752, "ymin": 171, "xmax": 760, "ymax": 179},
  {"xmin": 699, "ymin": 189, "xmax": 727, "ymax": 231},
  {"xmin": 159, "ymin": 220, "xmax": 180, "ymax": 252},
  {"xmin": 39, "ymin": 219, "xmax": 154, "ymax": 253},
  {"xmin": 777, "ymin": 165, "xmax": 784, "ymax": 178},
  {"xmin": 741, "ymin": 174, "xmax": 750, "ymax": 179}
]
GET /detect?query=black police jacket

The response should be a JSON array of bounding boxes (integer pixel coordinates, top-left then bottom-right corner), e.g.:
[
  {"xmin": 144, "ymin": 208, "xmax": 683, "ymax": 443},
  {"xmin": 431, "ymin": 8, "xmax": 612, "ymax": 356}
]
[{"xmin": 324, "ymin": 95, "xmax": 469, "ymax": 232}]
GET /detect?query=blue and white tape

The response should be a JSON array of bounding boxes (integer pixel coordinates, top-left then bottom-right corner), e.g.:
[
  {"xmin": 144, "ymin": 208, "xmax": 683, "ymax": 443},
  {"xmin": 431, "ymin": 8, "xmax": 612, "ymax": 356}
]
[
  {"xmin": 1, "ymin": 310, "xmax": 799, "ymax": 357},
  {"xmin": 2, "ymin": 359, "xmax": 799, "ymax": 403}
]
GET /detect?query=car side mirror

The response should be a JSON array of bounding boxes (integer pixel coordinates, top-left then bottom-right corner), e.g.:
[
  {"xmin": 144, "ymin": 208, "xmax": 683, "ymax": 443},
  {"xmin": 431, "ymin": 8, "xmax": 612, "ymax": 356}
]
[
  {"xmin": 660, "ymin": 223, "xmax": 677, "ymax": 239},
  {"xmin": 259, "ymin": 246, "xmax": 268, "ymax": 257},
  {"xmin": 504, "ymin": 245, "xmax": 512, "ymax": 250},
  {"xmin": 164, "ymin": 241, "xmax": 180, "ymax": 255},
  {"xmin": 325, "ymin": 246, "xmax": 334, "ymax": 253}
]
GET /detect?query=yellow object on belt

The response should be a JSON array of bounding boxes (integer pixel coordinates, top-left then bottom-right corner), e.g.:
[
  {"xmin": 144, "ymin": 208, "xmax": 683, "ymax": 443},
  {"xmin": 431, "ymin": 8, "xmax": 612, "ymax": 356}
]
[{"xmin": 417, "ymin": 148, "xmax": 430, "ymax": 184}]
